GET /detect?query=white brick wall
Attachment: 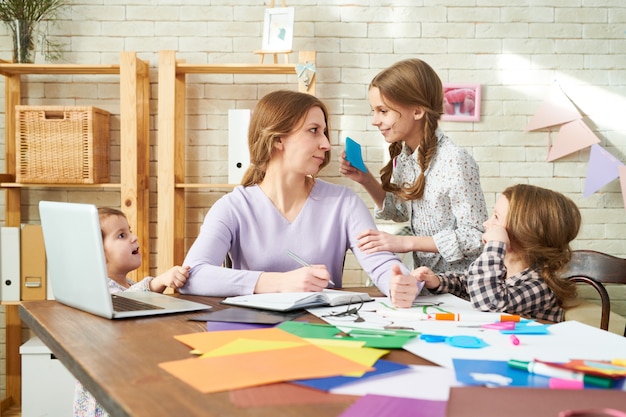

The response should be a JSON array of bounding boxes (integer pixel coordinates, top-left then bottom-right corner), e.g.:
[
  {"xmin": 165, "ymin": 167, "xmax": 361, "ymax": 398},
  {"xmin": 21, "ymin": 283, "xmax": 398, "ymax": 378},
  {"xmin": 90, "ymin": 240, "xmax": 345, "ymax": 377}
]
[{"xmin": 1, "ymin": 0, "xmax": 626, "ymax": 400}]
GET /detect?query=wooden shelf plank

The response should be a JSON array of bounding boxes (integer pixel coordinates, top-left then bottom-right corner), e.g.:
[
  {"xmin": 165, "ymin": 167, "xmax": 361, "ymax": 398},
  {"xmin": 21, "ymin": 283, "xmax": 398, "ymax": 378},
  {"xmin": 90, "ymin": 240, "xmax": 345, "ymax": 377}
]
[
  {"xmin": 175, "ymin": 63, "xmax": 297, "ymax": 75},
  {"xmin": 0, "ymin": 63, "xmax": 120, "ymax": 76},
  {"xmin": 175, "ymin": 183, "xmax": 235, "ymax": 189},
  {"xmin": 0, "ymin": 183, "xmax": 121, "ymax": 188}
]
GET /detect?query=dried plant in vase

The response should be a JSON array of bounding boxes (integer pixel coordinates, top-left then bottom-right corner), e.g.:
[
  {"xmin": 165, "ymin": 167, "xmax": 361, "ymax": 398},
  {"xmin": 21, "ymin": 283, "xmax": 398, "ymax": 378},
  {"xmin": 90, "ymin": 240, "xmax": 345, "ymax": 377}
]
[{"xmin": 0, "ymin": 0, "xmax": 70, "ymax": 63}]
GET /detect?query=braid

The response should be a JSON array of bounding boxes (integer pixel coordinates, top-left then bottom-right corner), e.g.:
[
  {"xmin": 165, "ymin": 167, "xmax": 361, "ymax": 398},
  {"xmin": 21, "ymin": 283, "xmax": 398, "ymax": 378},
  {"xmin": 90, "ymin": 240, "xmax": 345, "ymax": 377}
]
[
  {"xmin": 396, "ymin": 109, "xmax": 440, "ymax": 201},
  {"xmin": 380, "ymin": 142, "xmax": 403, "ymax": 194}
]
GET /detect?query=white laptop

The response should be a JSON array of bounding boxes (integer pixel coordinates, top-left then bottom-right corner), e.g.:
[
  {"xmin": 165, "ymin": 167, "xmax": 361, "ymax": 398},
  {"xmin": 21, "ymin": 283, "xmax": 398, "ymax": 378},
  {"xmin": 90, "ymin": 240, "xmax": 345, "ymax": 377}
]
[{"xmin": 39, "ymin": 200, "xmax": 211, "ymax": 319}]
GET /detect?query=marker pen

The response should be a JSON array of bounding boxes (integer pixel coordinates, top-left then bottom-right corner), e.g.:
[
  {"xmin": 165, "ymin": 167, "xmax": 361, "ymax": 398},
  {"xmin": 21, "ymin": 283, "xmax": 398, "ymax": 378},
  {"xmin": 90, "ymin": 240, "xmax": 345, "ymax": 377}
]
[
  {"xmin": 377, "ymin": 309, "xmax": 521, "ymax": 322},
  {"xmin": 508, "ymin": 359, "xmax": 613, "ymax": 388}
]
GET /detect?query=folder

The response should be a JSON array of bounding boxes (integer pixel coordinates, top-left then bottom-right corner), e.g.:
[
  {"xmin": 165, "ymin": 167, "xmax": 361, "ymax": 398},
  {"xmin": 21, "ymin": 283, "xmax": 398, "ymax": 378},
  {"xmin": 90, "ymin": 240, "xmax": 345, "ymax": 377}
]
[
  {"xmin": 446, "ymin": 386, "xmax": 626, "ymax": 417},
  {"xmin": 228, "ymin": 109, "xmax": 251, "ymax": 185},
  {"xmin": 1, "ymin": 227, "xmax": 21, "ymax": 302},
  {"xmin": 20, "ymin": 224, "xmax": 47, "ymax": 300}
]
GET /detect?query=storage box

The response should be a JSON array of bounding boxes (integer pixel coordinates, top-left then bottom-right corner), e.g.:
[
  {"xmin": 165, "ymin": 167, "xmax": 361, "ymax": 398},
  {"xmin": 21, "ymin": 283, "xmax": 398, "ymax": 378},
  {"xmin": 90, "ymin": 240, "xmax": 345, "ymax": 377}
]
[
  {"xmin": 16, "ymin": 106, "xmax": 110, "ymax": 183},
  {"xmin": 21, "ymin": 337, "xmax": 75, "ymax": 417}
]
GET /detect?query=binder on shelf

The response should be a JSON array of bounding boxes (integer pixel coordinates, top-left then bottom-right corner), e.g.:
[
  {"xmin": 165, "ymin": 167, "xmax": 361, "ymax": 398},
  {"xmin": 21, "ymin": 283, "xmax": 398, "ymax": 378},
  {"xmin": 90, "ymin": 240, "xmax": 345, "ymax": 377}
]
[
  {"xmin": 21, "ymin": 224, "xmax": 47, "ymax": 301},
  {"xmin": 1, "ymin": 227, "xmax": 21, "ymax": 302},
  {"xmin": 228, "ymin": 109, "xmax": 251, "ymax": 185}
]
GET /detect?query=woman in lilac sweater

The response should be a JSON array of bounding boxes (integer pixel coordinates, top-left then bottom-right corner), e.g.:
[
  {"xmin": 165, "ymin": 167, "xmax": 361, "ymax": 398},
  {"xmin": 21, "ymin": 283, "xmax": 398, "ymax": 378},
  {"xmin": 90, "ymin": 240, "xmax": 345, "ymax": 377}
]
[{"xmin": 181, "ymin": 90, "xmax": 411, "ymax": 300}]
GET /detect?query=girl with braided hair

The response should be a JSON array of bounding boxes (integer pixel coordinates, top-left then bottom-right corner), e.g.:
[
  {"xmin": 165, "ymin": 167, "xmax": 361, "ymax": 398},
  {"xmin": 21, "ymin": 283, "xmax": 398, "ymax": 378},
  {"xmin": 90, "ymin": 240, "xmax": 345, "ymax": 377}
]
[
  {"xmin": 390, "ymin": 184, "xmax": 580, "ymax": 320},
  {"xmin": 339, "ymin": 59, "xmax": 487, "ymax": 284}
]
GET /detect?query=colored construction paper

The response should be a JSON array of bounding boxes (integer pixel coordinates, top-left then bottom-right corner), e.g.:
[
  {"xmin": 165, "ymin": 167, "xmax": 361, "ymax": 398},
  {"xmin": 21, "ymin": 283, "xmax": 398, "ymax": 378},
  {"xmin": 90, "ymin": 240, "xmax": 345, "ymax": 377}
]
[
  {"xmin": 345, "ymin": 137, "xmax": 368, "ymax": 173},
  {"xmin": 159, "ymin": 343, "xmax": 373, "ymax": 393},
  {"xmin": 174, "ymin": 327, "xmax": 306, "ymax": 352},
  {"xmin": 452, "ymin": 358, "xmax": 550, "ymax": 387},
  {"xmin": 331, "ymin": 365, "xmax": 457, "ymax": 401},
  {"xmin": 293, "ymin": 359, "xmax": 410, "ymax": 391},
  {"xmin": 584, "ymin": 144, "xmax": 623, "ymax": 197},
  {"xmin": 190, "ymin": 306, "xmax": 303, "ymax": 324},
  {"xmin": 525, "ymin": 85, "xmax": 581, "ymax": 131},
  {"xmin": 200, "ymin": 338, "xmax": 306, "ymax": 358},
  {"xmin": 547, "ymin": 119, "xmax": 600, "ymax": 161},
  {"xmin": 229, "ymin": 382, "xmax": 358, "ymax": 407},
  {"xmin": 205, "ymin": 321, "xmax": 275, "ymax": 331},
  {"xmin": 278, "ymin": 320, "xmax": 341, "ymax": 339},
  {"xmin": 338, "ymin": 394, "xmax": 446, "ymax": 417}
]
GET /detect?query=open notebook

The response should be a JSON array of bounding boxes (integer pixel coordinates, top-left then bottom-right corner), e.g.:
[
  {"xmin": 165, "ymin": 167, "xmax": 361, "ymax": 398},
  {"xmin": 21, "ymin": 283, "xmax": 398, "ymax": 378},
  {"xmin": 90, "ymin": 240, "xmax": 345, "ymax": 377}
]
[
  {"xmin": 39, "ymin": 201, "xmax": 210, "ymax": 319},
  {"xmin": 222, "ymin": 289, "xmax": 373, "ymax": 312}
]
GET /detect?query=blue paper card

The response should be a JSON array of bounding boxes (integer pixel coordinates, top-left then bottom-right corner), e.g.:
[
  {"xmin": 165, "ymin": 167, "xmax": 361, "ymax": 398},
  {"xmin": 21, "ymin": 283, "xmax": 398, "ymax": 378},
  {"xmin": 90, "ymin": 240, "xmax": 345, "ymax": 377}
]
[
  {"xmin": 345, "ymin": 137, "xmax": 368, "ymax": 173},
  {"xmin": 453, "ymin": 358, "xmax": 551, "ymax": 388},
  {"xmin": 293, "ymin": 359, "xmax": 410, "ymax": 391}
]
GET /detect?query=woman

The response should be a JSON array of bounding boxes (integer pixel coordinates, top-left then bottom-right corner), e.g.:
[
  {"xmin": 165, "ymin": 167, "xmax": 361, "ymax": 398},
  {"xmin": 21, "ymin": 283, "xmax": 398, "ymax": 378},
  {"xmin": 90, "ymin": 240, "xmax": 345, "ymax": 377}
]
[{"xmin": 181, "ymin": 90, "xmax": 411, "ymax": 300}]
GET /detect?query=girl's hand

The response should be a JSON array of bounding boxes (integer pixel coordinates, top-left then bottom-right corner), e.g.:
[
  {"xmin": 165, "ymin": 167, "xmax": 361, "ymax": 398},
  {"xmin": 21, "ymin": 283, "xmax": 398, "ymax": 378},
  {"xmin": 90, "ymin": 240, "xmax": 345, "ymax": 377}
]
[
  {"xmin": 151, "ymin": 265, "xmax": 190, "ymax": 292},
  {"xmin": 390, "ymin": 264, "xmax": 419, "ymax": 308},
  {"xmin": 357, "ymin": 229, "xmax": 410, "ymax": 254},
  {"xmin": 482, "ymin": 224, "xmax": 509, "ymax": 247},
  {"xmin": 411, "ymin": 266, "xmax": 440, "ymax": 289},
  {"xmin": 338, "ymin": 151, "xmax": 370, "ymax": 184}
]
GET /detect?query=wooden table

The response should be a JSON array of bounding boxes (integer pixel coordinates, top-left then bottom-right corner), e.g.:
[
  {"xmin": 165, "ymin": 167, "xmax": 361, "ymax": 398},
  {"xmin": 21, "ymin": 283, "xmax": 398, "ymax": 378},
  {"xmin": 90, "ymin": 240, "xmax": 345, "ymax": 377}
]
[{"xmin": 19, "ymin": 288, "xmax": 434, "ymax": 417}]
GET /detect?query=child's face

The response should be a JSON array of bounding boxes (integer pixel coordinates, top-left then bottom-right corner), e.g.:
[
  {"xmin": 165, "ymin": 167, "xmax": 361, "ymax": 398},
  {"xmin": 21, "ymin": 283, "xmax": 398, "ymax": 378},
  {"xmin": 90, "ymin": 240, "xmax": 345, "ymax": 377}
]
[
  {"xmin": 101, "ymin": 214, "xmax": 141, "ymax": 277},
  {"xmin": 484, "ymin": 194, "xmax": 509, "ymax": 230},
  {"xmin": 368, "ymin": 87, "xmax": 423, "ymax": 150}
]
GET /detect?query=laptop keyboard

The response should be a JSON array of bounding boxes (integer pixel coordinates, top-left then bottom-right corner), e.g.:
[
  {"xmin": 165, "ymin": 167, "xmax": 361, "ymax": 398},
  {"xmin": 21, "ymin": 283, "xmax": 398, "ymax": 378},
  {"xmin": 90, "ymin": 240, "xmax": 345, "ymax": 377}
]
[{"xmin": 112, "ymin": 294, "xmax": 164, "ymax": 312}]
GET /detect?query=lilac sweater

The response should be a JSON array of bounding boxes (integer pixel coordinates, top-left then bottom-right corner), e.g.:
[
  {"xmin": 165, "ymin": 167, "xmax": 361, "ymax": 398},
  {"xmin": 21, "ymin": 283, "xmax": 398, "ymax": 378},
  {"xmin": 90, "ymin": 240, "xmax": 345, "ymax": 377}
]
[{"xmin": 180, "ymin": 180, "xmax": 408, "ymax": 297}]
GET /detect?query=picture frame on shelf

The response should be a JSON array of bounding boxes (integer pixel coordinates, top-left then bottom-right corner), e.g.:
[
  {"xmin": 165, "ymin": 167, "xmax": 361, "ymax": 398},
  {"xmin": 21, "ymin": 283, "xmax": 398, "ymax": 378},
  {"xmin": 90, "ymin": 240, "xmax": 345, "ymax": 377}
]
[
  {"xmin": 261, "ymin": 7, "xmax": 295, "ymax": 52},
  {"xmin": 442, "ymin": 83, "xmax": 481, "ymax": 122}
]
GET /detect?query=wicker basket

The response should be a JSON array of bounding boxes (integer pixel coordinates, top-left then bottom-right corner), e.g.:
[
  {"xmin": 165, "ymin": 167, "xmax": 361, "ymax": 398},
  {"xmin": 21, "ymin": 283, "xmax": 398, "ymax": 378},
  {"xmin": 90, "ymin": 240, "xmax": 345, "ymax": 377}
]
[{"xmin": 16, "ymin": 106, "xmax": 110, "ymax": 184}]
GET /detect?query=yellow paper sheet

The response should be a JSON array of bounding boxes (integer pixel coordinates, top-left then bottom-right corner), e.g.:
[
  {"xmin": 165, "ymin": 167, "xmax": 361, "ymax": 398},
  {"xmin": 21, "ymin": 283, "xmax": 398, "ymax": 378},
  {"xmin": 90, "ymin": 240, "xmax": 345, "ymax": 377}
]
[
  {"xmin": 174, "ymin": 327, "xmax": 307, "ymax": 352},
  {"xmin": 200, "ymin": 338, "xmax": 305, "ymax": 358}
]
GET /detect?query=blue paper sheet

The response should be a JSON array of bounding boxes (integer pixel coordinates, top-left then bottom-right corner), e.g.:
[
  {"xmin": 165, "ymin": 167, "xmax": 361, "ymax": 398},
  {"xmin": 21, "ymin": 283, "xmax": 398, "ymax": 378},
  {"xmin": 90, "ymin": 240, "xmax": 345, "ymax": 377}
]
[
  {"xmin": 453, "ymin": 358, "xmax": 551, "ymax": 387},
  {"xmin": 345, "ymin": 137, "xmax": 368, "ymax": 173},
  {"xmin": 293, "ymin": 359, "xmax": 410, "ymax": 391}
]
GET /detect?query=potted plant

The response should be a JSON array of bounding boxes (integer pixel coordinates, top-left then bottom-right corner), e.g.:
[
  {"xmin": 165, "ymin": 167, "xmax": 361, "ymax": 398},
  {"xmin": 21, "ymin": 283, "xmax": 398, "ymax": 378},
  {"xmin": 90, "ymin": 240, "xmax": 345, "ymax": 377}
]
[{"xmin": 0, "ymin": 0, "xmax": 70, "ymax": 63}]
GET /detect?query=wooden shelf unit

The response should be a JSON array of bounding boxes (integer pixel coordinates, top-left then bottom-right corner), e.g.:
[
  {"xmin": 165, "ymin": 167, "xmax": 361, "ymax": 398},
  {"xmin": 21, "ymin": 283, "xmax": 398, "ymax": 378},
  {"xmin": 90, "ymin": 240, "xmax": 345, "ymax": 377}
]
[
  {"xmin": 156, "ymin": 50, "xmax": 316, "ymax": 274},
  {"xmin": 0, "ymin": 51, "xmax": 150, "ymax": 411}
]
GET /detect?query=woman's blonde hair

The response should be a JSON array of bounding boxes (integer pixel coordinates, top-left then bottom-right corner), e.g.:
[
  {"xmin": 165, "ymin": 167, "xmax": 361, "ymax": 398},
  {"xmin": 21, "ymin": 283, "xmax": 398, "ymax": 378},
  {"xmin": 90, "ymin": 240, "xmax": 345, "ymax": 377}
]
[
  {"xmin": 241, "ymin": 90, "xmax": 331, "ymax": 186},
  {"xmin": 371, "ymin": 58, "xmax": 444, "ymax": 201},
  {"xmin": 503, "ymin": 184, "xmax": 580, "ymax": 305}
]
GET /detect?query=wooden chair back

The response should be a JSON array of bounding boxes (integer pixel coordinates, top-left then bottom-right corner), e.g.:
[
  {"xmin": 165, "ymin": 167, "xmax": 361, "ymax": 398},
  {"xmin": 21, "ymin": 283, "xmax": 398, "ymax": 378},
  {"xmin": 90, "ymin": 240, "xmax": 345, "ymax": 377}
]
[{"xmin": 561, "ymin": 250, "xmax": 626, "ymax": 336}]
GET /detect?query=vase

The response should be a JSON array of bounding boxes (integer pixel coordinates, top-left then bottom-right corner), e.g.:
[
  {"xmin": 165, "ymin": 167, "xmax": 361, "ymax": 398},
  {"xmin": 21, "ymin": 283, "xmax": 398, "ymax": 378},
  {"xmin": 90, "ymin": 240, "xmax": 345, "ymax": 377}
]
[{"xmin": 10, "ymin": 19, "xmax": 39, "ymax": 63}]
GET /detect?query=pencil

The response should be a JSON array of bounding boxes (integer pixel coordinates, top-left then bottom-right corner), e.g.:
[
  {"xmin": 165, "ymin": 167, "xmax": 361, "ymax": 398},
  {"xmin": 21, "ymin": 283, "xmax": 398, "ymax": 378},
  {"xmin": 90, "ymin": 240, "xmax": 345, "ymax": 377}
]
[{"xmin": 287, "ymin": 250, "xmax": 336, "ymax": 286}]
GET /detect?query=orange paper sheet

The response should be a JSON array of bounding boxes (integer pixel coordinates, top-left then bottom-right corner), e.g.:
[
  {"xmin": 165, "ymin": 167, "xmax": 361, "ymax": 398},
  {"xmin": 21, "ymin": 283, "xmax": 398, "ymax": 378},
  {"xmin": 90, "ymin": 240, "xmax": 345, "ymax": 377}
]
[{"xmin": 159, "ymin": 343, "xmax": 373, "ymax": 393}]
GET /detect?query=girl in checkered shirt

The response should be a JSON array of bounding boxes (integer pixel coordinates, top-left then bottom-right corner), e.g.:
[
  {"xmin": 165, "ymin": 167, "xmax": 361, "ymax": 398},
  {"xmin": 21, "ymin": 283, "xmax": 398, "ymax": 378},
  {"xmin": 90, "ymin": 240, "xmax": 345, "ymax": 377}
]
[{"xmin": 389, "ymin": 184, "xmax": 580, "ymax": 322}]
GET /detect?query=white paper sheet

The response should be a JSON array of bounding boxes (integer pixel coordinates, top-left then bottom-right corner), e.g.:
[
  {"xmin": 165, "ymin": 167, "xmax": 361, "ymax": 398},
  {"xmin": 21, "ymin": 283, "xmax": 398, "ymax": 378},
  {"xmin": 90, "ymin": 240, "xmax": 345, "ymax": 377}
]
[{"xmin": 330, "ymin": 365, "xmax": 458, "ymax": 401}]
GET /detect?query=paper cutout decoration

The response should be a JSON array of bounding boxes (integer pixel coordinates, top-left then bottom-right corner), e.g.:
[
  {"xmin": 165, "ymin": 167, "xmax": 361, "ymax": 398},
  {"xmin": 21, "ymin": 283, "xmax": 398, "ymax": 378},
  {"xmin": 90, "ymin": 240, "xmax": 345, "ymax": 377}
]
[
  {"xmin": 620, "ymin": 166, "xmax": 626, "ymax": 211},
  {"xmin": 296, "ymin": 61, "xmax": 316, "ymax": 91},
  {"xmin": 547, "ymin": 119, "xmax": 601, "ymax": 162},
  {"xmin": 525, "ymin": 85, "xmax": 582, "ymax": 132},
  {"xmin": 584, "ymin": 144, "xmax": 623, "ymax": 197}
]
